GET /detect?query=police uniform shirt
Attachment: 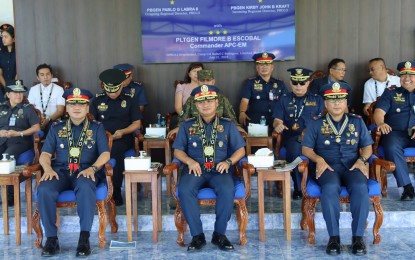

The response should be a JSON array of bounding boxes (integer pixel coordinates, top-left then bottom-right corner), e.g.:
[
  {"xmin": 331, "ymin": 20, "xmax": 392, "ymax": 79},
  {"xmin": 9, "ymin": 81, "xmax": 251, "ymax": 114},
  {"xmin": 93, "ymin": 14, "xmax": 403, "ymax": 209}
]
[
  {"xmin": 302, "ymin": 113, "xmax": 373, "ymax": 169},
  {"xmin": 172, "ymin": 117, "xmax": 245, "ymax": 173},
  {"xmin": 0, "ymin": 102, "xmax": 40, "ymax": 145},
  {"xmin": 273, "ymin": 92, "xmax": 325, "ymax": 136},
  {"xmin": 89, "ymin": 93, "xmax": 141, "ymax": 135},
  {"xmin": 0, "ymin": 49, "xmax": 17, "ymax": 85},
  {"xmin": 240, "ymin": 76, "xmax": 287, "ymax": 116},
  {"xmin": 41, "ymin": 120, "xmax": 109, "ymax": 171},
  {"xmin": 122, "ymin": 81, "xmax": 148, "ymax": 106},
  {"xmin": 375, "ymin": 86, "xmax": 415, "ymax": 132}
]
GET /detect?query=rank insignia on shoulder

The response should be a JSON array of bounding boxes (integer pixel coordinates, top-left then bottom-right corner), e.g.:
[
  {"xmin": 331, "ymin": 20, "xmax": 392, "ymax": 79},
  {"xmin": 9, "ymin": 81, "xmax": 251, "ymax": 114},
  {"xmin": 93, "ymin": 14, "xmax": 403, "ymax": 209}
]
[
  {"xmin": 96, "ymin": 93, "xmax": 105, "ymax": 97},
  {"xmin": 133, "ymin": 81, "xmax": 142, "ymax": 85},
  {"xmin": 184, "ymin": 117, "xmax": 196, "ymax": 123},
  {"xmin": 348, "ymin": 113, "xmax": 362, "ymax": 118},
  {"xmin": 124, "ymin": 92, "xmax": 134, "ymax": 98}
]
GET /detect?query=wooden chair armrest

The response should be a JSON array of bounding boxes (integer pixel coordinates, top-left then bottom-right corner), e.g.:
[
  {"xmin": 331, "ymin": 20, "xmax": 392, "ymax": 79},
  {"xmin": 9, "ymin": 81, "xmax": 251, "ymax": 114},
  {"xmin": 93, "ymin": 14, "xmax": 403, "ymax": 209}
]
[
  {"xmin": 272, "ymin": 130, "xmax": 282, "ymax": 159},
  {"xmin": 372, "ymin": 130, "xmax": 382, "ymax": 157},
  {"xmin": 298, "ymin": 160, "xmax": 309, "ymax": 196},
  {"xmin": 241, "ymin": 161, "xmax": 255, "ymax": 175},
  {"xmin": 22, "ymin": 163, "xmax": 41, "ymax": 177},
  {"xmin": 104, "ymin": 162, "xmax": 113, "ymax": 177},
  {"xmin": 163, "ymin": 162, "xmax": 179, "ymax": 175},
  {"xmin": 372, "ymin": 158, "xmax": 395, "ymax": 172},
  {"xmin": 104, "ymin": 162, "xmax": 114, "ymax": 201}
]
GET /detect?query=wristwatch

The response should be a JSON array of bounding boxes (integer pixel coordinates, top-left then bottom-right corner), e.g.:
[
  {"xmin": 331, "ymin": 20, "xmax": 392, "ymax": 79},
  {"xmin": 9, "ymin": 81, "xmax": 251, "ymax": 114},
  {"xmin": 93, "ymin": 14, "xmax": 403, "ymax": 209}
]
[
  {"xmin": 225, "ymin": 159, "xmax": 233, "ymax": 166},
  {"xmin": 91, "ymin": 166, "xmax": 98, "ymax": 173},
  {"xmin": 19, "ymin": 132, "xmax": 24, "ymax": 137},
  {"xmin": 359, "ymin": 156, "xmax": 368, "ymax": 164}
]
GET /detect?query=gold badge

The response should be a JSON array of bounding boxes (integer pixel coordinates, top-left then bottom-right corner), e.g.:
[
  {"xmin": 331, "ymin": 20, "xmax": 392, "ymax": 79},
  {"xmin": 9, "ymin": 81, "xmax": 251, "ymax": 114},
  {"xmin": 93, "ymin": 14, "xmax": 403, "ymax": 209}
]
[
  {"xmin": 254, "ymin": 81, "xmax": 263, "ymax": 91},
  {"xmin": 86, "ymin": 130, "xmax": 93, "ymax": 138},
  {"xmin": 189, "ymin": 127, "xmax": 195, "ymax": 135},
  {"xmin": 121, "ymin": 100, "xmax": 127, "ymax": 108},
  {"xmin": 405, "ymin": 61, "xmax": 412, "ymax": 69},
  {"xmin": 70, "ymin": 147, "xmax": 80, "ymax": 156},
  {"xmin": 273, "ymin": 83, "xmax": 278, "ymax": 89},
  {"xmin": 295, "ymin": 68, "xmax": 303, "ymax": 75},
  {"xmin": 351, "ymin": 139, "xmax": 356, "ymax": 145},
  {"xmin": 292, "ymin": 123, "xmax": 300, "ymax": 131},
  {"xmin": 348, "ymin": 124, "xmax": 355, "ymax": 132},
  {"xmin": 332, "ymin": 82, "xmax": 341, "ymax": 92},
  {"xmin": 218, "ymin": 141, "xmax": 223, "ymax": 147},
  {"xmin": 130, "ymin": 88, "xmax": 135, "ymax": 96},
  {"xmin": 98, "ymin": 103, "xmax": 108, "ymax": 112},
  {"xmin": 204, "ymin": 146, "xmax": 214, "ymax": 156},
  {"xmin": 262, "ymin": 52, "xmax": 268, "ymax": 58},
  {"xmin": 336, "ymin": 137, "xmax": 341, "ymax": 143},
  {"xmin": 324, "ymin": 140, "xmax": 330, "ymax": 145},
  {"xmin": 201, "ymin": 85, "xmax": 209, "ymax": 93},
  {"xmin": 217, "ymin": 125, "xmax": 224, "ymax": 132},
  {"xmin": 73, "ymin": 88, "xmax": 81, "ymax": 97}
]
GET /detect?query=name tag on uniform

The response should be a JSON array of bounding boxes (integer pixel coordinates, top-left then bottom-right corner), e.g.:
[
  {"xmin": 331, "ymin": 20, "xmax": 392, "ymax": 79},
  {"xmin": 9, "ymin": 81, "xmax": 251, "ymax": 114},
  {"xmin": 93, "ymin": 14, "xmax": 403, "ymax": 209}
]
[{"xmin": 9, "ymin": 116, "xmax": 16, "ymax": 126}]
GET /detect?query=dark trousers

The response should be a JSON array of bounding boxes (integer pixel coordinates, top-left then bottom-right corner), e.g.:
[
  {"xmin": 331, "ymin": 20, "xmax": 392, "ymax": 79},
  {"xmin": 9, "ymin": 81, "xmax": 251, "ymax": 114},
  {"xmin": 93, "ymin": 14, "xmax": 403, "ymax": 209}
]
[
  {"xmin": 178, "ymin": 170, "xmax": 235, "ymax": 236},
  {"xmin": 37, "ymin": 169, "xmax": 97, "ymax": 237},
  {"xmin": 381, "ymin": 131, "xmax": 415, "ymax": 187},
  {"xmin": 0, "ymin": 137, "xmax": 32, "ymax": 158},
  {"xmin": 285, "ymin": 135, "xmax": 302, "ymax": 191},
  {"xmin": 111, "ymin": 137, "xmax": 133, "ymax": 189},
  {"xmin": 316, "ymin": 164, "xmax": 369, "ymax": 236}
]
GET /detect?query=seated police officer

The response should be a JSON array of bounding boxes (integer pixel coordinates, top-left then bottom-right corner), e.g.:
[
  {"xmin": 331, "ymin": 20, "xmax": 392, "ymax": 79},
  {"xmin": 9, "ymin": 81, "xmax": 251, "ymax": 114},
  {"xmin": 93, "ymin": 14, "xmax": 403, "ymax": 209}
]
[
  {"xmin": 37, "ymin": 88, "xmax": 110, "ymax": 257},
  {"xmin": 89, "ymin": 69, "xmax": 142, "ymax": 206},
  {"xmin": 374, "ymin": 60, "xmax": 415, "ymax": 200},
  {"xmin": 302, "ymin": 82, "xmax": 373, "ymax": 256},
  {"xmin": 172, "ymin": 85, "xmax": 245, "ymax": 251},
  {"xmin": 0, "ymin": 80, "xmax": 41, "ymax": 206},
  {"xmin": 239, "ymin": 52, "xmax": 287, "ymax": 127},
  {"xmin": 113, "ymin": 63, "xmax": 148, "ymax": 112},
  {"xmin": 273, "ymin": 67, "xmax": 325, "ymax": 199}
]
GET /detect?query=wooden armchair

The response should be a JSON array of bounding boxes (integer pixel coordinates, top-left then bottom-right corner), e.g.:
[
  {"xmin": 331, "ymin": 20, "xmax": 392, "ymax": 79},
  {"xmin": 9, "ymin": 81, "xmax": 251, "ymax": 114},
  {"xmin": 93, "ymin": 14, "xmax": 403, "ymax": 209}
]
[
  {"xmin": 26, "ymin": 131, "xmax": 118, "ymax": 249},
  {"xmin": 163, "ymin": 157, "xmax": 254, "ymax": 246},
  {"xmin": 299, "ymin": 156, "xmax": 395, "ymax": 244}
]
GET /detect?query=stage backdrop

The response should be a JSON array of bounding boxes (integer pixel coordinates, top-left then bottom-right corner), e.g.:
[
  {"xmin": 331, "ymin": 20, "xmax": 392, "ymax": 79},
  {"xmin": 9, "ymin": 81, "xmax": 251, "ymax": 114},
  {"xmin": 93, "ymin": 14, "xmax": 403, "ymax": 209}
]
[{"xmin": 141, "ymin": 0, "xmax": 295, "ymax": 63}]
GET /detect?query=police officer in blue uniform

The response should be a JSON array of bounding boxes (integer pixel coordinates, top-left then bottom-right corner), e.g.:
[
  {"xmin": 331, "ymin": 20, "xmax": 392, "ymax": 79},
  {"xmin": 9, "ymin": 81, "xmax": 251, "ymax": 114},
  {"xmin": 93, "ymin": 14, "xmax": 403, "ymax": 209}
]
[
  {"xmin": 173, "ymin": 85, "xmax": 245, "ymax": 252},
  {"xmin": 273, "ymin": 67, "xmax": 325, "ymax": 199},
  {"xmin": 113, "ymin": 63, "xmax": 148, "ymax": 112},
  {"xmin": 302, "ymin": 82, "xmax": 373, "ymax": 256},
  {"xmin": 89, "ymin": 69, "xmax": 142, "ymax": 206},
  {"xmin": 239, "ymin": 52, "xmax": 287, "ymax": 127},
  {"xmin": 0, "ymin": 80, "xmax": 41, "ymax": 206},
  {"xmin": 37, "ymin": 88, "xmax": 110, "ymax": 257},
  {"xmin": 374, "ymin": 60, "xmax": 415, "ymax": 200}
]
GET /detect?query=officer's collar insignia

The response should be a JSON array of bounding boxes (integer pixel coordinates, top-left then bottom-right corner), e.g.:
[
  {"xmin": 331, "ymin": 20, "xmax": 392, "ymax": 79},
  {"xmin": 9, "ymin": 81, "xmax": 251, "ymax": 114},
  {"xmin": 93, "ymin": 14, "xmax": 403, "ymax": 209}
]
[
  {"xmin": 262, "ymin": 52, "xmax": 268, "ymax": 58},
  {"xmin": 405, "ymin": 61, "xmax": 412, "ymax": 69},
  {"xmin": 295, "ymin": 68, "xmax": 303, "ymax": 75},
  {"xmin": 217, "ymin": 125, "xmax": 224, "ymax": 132},
  {"xmin": 332, "ymin": 82, "xmax": 341, "ymax": 92}
]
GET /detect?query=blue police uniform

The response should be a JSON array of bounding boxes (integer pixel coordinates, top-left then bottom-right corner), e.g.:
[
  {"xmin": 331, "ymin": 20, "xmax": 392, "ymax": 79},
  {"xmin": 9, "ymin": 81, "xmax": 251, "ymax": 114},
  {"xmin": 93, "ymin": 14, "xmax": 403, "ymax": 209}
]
[
  {"xmin": 273, "ymin": 92, "xmax": 325, "ymax": 191},
  {"xmin": 173, "ymin": 116, "xmax": 245, "ymax": 236},
  {"xmin": 37, "ymin": 119, "xmax": 109, "ymax": 238},
  {"xmin": 89, "ymin": 92, "xmax": 141, "ymax": 190},
  {"xmin": 302, "ymin": 113, "xmax": 373, "ymax": 236},
  {"xmin": 240, "ymin": 75, "xmax": 287, "ymax": 125},
  {"xmin": 123, "ymin": 81, "xmax": 148, "ymax": 107},
  {"xmin": 376, "ymin": 85, "xmax": 415, "ymax": 187}
]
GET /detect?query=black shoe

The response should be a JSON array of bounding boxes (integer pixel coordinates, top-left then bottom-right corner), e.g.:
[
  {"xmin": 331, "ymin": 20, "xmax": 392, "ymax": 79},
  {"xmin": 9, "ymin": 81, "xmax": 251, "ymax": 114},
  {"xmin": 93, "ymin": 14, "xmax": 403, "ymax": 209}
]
[
  {"xmin": 292, "ymin": 190, "xmax": 303, "ymax": 200},
  {"xmin": 187, "ymin": 233, "xmax": 206, "ymax": 251},
  {"xmin": 113, "ymin": 188, "xmax": 124, "ymax": 206},
  {"xmin": 7, "ymin": 186, "xmax": 14, "ymax": 206},
  {"xmin": 400, "ymin": 185, "xmax": 414, "ymax": 201},
  {"xmin": 41, "ymin": 237, "xmax": 60, "ymax": 257},
  {"xmin": 76, "ymin": 231, "xmax": 91, "ymax": 257},
  {"xmin": 211, "ymin": 231, "xmax": 234, "ymax": 251},
  {"xmin": 352, "ymin": 236, "xmax": 367, "ymax": 255},
  {"xmin": 325, "ymin": 236, "xmax": 340, "ymax": 255}
]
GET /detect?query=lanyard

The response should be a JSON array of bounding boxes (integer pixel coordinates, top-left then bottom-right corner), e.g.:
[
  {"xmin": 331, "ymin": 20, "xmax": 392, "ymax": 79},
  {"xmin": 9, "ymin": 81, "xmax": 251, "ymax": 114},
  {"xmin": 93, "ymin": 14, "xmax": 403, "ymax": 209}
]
[
  {"xmin": 293, "ymin": 96, "xmax": 307, "ymax": 121},
  {"xmin": 326, "ymin": 114, "xmax": 349, "ymax": 143},
  {"xmin": 40, "ymin": 84, "xmax": 54, "ymax": 116},
  {"xmin": 374, "ymin": 80, "xmax": 389, "ymax": 98},
  {"xmin": 198, "ymin": 115, "xmax": 219, "ymax": 172}
]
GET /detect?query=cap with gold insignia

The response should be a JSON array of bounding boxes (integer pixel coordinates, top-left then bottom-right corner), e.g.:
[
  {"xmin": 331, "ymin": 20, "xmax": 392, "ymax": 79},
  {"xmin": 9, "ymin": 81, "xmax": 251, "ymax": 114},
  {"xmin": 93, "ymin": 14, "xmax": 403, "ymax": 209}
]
[
  {"xmin": 63, "ymin": 88, "xmax": 93, "ymax": 104},
  {"xmin": 197, "ymin": 69, "xmax": 214, "ymax": 82},
  {"xmin": 5, "ymin": 80, "xmax": 27, "ymax": 93},
  {"xmin": 191, "ymin": 85, "xmax": 219, "ymax": 102},
  {"xmin": 321, "ymin": 82, "xmax": 350, "ymax": 100},
  {"xmin": 287, "ymin": 67, "xmax": 313, "ymax": 82},
  {"xmin": 252, "ymin": 52, "xmax": 275, "ymax": 64},
  {"xmin": 397, "ymin": 61, "xmax": 415, "ymax": 76},
  {"xmin": 99, "ymin": 69, "xmax": 126, "ymax": 93},
  {"xmin": 113, "ymin": 63, "xmax": 134, "ymax": 79}
]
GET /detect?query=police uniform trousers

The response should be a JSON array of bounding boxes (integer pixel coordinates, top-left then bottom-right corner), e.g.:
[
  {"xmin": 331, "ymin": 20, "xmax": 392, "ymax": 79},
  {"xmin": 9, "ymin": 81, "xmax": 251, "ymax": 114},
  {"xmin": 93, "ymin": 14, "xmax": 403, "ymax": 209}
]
[
  {"xmin": 316, "ymin": 164, "xmax": 369, "ymax": 236},
  {"xmin": 178, "ymin": 170, "xmax": 235, "ymax": 236},
  {"xmin": 111, "ymin": 137, "xmax": 134, "ymax": 189},
  {"xmin": 381, "ymin": 130, "xmax": 415, "ymax": 187},
  {"xmin": 37, "ymin": 169, "xmax": 97, "ymax": 238},
  {"xmin": 284, "ymin": 135, "xmax": 302, "ymax": 192},
  {"xmin": 0, "ymin": 137, "xmax": 32, "ymax": 158}
]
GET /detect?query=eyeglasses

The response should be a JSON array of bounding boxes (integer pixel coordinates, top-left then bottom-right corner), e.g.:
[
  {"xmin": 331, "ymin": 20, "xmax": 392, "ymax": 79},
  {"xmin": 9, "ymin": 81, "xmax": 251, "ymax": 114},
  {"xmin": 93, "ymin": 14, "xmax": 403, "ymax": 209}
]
[
  {"xmin": 333, "ymin": 68, "xmax": 347, "ymax": 72},
  {"xmin": 291, "ymin": 80, "xmax": 307, "ymax": 86},
  {"xmin": 326, "ymin": 99, "xmax": 347, "ymax": 104}
]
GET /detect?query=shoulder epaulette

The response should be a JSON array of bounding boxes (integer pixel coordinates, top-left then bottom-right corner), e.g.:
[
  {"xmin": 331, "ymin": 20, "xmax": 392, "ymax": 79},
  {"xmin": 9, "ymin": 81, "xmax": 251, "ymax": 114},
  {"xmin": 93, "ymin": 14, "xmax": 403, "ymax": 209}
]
[
  {"xmin": 95, "ymin": 93, "xmax": 106, "ymax": 97},
  {"xmin": 52, "ymin": 120, "xmax": 65, "ymax": 126},
  {"xmin": 219, "ymin": 117, "xmax": 232, "ymax": 121},
  {"xmin": 348, "ymin": 113, "xmax": 362, "ymax": 119},
  {"xmin": 387, "ymin": 85, "xmax": 397, "ymax": 91},
  {"xmin": 23, "ymin": 103, "xmax": 30, "ymax": 107},
  {"xmin": 133, "ymin": 81, "xmax": 142, "ymax": 86},
  {"xmin": 91, "ymin": 119, "xmax": 102, "ymax": 125},
  {"xmin": 123, "ymin": 92, "xmax": 134, "ymax": 98},
  {"xmin": 184, "ymin": 117, "xmax": 196, "ymax": 122},
  {"xmin": 313, "ymin": 114, "xmax": 324, "ymax": 121}
]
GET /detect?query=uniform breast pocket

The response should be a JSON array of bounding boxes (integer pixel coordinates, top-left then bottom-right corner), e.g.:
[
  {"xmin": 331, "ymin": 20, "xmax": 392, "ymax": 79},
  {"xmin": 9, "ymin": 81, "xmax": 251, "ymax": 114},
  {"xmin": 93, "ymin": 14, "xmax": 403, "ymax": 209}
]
[
  {"xmin": 187, "ymin": 136, "xmax": 203, "ymax": 161},
  {"xmin": 215, "ymin": 136, "xmax": 228, "ymax": 160}
]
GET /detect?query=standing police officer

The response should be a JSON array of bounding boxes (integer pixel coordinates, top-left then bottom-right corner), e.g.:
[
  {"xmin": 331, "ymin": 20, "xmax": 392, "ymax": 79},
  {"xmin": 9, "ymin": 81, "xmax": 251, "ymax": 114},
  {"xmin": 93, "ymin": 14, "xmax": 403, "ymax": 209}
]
[
  {"xmin": 239, "ymin": 52, "xmax": 287, "ymax": 127},
  {"xmin": 302, "ymin": 82, "xmax": 373, "ymax": 256},
  {"xmin": 89, "ymin": 69, "xmax": 142, "ymax": 206},
  {"xmin": 273, "ymin": 67, "xmax": 325, "ymax": 199},
  {"xmin": 374, "ymin": 60, "xmax": 415, "ymax": 200},
  {"xmin": 113, "ymin": 63, "xmax": 148, "ymax": 112},
  {"xmin": 173, "ymin": 85, "xmax": 245, "ymax": 251},
  {"xmin": 37, "ymin": 88, "xmax": 110, "ymax": 257}
]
